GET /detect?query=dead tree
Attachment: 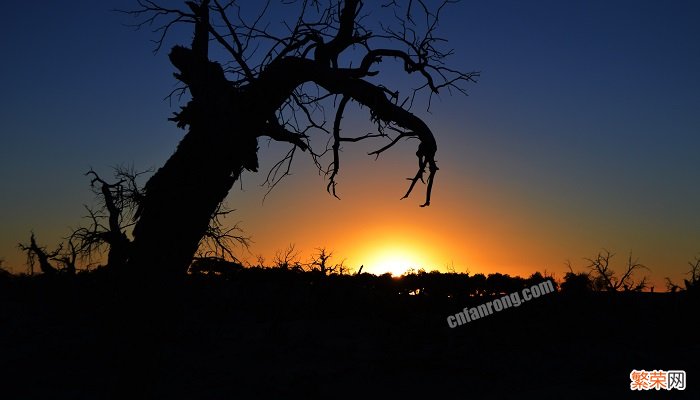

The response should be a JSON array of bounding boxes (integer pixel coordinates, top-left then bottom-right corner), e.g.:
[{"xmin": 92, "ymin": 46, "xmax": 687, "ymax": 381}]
[
  {"xmin": 52, "ymin": 238, "xmax": 79, "ymax": 275},
  {"xmin": 71, "ymin": 168, "xmax": 142, "ymax": 268},
  {"xmin": 120, "ymin": 0, "xmax": 478, "ymax": 276},
  {"xmin": 273, "ymin": 244, "xmax": 303, "ymax": 271},
  {"xmin": 586, "ymin": 250, "xmax": 649, "ymax": 292},
  {"xmin": 665, "ymin": 277, "xmax": 681, "ymax": 293},
  {"xmin": 683, "ymin": 257, "xmax": 700, "ymax": 292},
  {"xmin": 18, "ymin": 233, "xmax": 61, "ymax": 275},
  {"xmin": 663, "ymin": 257, "xmax": 700, "ymax": 293},
  {"xmin": 307, "ymin": 247, "xmax": 349, "ymax": 275}
]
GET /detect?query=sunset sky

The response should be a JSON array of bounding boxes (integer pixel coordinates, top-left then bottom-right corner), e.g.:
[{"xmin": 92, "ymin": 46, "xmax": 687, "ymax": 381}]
[{"xmin": 1, "ymin": 0, "xmax": 699, "ymax": 289}]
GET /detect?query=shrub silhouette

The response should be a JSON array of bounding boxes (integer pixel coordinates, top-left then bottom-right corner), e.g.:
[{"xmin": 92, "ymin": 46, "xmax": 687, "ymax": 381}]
[{"xmin": 561, "ymin": 271, "xmax": 593, "ymax": 294}]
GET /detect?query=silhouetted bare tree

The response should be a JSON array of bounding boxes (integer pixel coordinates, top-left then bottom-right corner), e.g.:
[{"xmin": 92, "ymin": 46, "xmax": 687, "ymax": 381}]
[
  {"xmin": 682, "ymin": 256, "xmax": 700, "ymax": 293},
  {"xmin": 119, "ymin": 0, "xmax": 478, "ymax": 276},
  {"xmin": 18, "ymin": 233, "xmax": 61, "ymax": 275},
  {"xmin": 17, "ymin": 167, "xmax": 142, "ymax": 274},
  {"xmin": 273, "ymin": 244, "xmax": 303, "ymax": 271},
  {"xmin": 52, "ymin": 238, "xmax": 79, "ymax": 275},
  {"xmin": 70, "ymin": 168, "xmax": 144, "ymax": 268},
  {"xmin": 586, "ymin": 250, "xmax": 648, "ymax": 292},
  {"xmin": 665, "ymin": 277, "xmax": 681, "ymax": 293},
  {"xmin": 307, "ymin": 247, "xmax": 349, "ymax": 275}
]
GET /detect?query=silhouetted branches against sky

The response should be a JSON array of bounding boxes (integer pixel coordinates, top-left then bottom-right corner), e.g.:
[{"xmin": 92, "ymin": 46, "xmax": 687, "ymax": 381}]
[
  {"xmin": 18, "ymin": 233, "xmax": 61, "ymax": 275},
  {"xmin": 119, "ymin": 0, "xmax": 478, "ymax": 207},
  {"xmin": 198, "ymin": 202, "xmax": 251, "ymax": 262},
  {"xmin": 586, "ymin": 249, "xmax": 649, "ymax": 292},
  {"xmin": 65, "ymin": 168, "xmax": 146, "ymax": 269}
]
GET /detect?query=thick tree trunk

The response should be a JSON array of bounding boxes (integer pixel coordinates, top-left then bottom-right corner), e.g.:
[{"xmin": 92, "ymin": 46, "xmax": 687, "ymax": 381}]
[
  {"xmin": 127, "ymin": 44, "xmax": 260, "ymax": 276},
  {"xmin": 124, "ymin": 1, "xmax": 264, "ymax": 277},
  {"xmin": 127, "ymin": 131, "xmax": 245, "ymax": 276}
]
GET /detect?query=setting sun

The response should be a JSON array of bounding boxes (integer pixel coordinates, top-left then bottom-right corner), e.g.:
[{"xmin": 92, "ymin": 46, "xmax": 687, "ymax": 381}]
[{"xmin": 365, "ymin": 245, "xmax": 427, "ymax": 276}]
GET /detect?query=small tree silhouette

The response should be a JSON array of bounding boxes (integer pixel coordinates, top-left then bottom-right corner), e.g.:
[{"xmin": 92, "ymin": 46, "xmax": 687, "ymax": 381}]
[
  {"xmin": 71, "ymin": 168, "xmax": 144, "ymax": 268},
  {"xmin": 586, "ymin": 249, "xmax": 649, "ymax": 292},
  {"xmin": 683, "ymin": 256, "xmax": 700, "ymax": 293},
  {"xmin": 656, "ymin": 257, "xmax": 700, "ymax": 293},
  {"xmin": 560, "ymin": 261, "xmax": 593, "ymax": 294},
  {"xmin": 18, "ymin": 233, "xmax": 61, "ymax": 275},
  {"xmin": 665, "ymin": 277, "xmax": 681, "ymax": 293},
  {"xmin": 273, "ymin": 244, "xmax": 303, "ymax": 271},
  {"xmin": 307, "ymin": 247, "xmax": 349, "ymax": 275}
]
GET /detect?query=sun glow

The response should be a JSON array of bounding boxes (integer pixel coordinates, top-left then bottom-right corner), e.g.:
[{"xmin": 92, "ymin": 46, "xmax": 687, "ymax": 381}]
[{"xmin": 367, "ymin": 245, "xmax": 426, "ymax": 277}]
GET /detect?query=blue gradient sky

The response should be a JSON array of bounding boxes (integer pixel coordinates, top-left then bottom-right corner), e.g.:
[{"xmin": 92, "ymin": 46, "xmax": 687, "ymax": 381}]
[{"xmin": 1, "ymin": 1, "xmax": 699, "ymax": 288}]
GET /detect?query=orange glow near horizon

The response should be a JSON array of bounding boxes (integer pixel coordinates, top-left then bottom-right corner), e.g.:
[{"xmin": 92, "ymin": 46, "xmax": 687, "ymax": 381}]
[
  {"xmin": 363, "ymin": 244, "xmax": 428, "ymax": 276},
  {"xmin": 0, "ymin": 139, "xmax": 691, "ymax": 293}
]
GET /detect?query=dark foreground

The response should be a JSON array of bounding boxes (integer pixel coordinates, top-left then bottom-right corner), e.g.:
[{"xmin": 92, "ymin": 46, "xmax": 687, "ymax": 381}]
[{"xmin": 1, "ymin": 270, "xmax": 698, "ymax": 399}]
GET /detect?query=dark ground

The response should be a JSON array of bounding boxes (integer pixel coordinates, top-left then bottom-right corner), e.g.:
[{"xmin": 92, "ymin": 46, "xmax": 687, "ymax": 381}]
[{"xmin": 1, "ymin": 270, "xmax": 697, "ymax": 399}]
